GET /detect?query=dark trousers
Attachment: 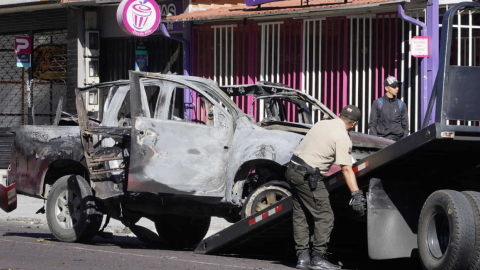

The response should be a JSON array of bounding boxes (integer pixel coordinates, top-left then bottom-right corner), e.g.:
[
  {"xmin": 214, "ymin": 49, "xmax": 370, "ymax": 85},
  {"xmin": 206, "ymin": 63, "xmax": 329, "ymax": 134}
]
[{"xmin": 286, "ymin": 167, "xmax": 334, "ymax": 255}]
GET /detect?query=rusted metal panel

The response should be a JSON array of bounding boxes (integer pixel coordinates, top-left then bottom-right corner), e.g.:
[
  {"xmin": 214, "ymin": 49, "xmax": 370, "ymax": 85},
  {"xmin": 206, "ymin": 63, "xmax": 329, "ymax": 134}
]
[{"xmin": 7, "ymin": 125, "xmax": 84, "ymax": 197}]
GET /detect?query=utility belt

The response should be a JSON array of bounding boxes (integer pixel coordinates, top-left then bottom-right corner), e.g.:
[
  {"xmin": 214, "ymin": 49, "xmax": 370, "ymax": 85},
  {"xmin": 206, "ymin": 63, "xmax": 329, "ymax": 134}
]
[{"xmin": 289, "ymin": 155, "xmax": 324, "ymax": 190}]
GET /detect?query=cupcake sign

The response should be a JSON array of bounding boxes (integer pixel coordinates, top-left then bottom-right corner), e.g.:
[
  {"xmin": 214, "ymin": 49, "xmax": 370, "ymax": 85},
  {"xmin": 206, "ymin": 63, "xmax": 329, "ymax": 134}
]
[{"xmin": 117, "ymin": 0, "xmax": 161, "ymax": 36}]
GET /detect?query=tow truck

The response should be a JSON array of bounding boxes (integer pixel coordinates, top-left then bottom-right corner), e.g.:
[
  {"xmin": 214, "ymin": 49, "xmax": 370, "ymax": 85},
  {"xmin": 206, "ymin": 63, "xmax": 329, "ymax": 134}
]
[{"xmin": 193, "ymin": 3, "xmax": 480, "ymax": 270}]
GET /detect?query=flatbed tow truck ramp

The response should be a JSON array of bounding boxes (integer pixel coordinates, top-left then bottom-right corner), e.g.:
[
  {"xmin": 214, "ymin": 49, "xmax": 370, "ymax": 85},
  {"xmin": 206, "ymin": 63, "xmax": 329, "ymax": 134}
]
[
  {"xmin": 196, "ymin": 3, "xmax": 480, "ymax": 270},
  {"xmin": 195, "ymin": 199, "xmax": 294, "ymax": 256}
]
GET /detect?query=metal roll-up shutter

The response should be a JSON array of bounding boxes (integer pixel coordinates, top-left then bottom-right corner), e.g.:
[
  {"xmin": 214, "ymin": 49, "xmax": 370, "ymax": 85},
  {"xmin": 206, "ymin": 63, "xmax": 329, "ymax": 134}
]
[
  {"xmin": 0, "ymin": 9, "xmax": 68, "ymax": 34},
  {"xmin": 99, "ymin": 35, "xmax": 184, "ymax": 82},
  {"xmin": 0, "ymin": 9, "xmax": 68, "ymax": 168},
  {"xmin": 0, "ymin": 129, "xmax": 14, "ymax": 169}
]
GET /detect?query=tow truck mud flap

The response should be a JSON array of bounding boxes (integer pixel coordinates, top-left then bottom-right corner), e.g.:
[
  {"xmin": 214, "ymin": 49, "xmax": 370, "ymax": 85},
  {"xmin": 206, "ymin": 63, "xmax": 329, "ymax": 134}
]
[
  {"xmin": 0, "ymin": 175, "xmax": 17, "ymax": 212},
  {"xmin": 195, "ymin": 198, "xmax": 294, "ymax": 256},
  {"xmin": 367, "ymin": 178, "xmax": 417, "ymax": 259}
]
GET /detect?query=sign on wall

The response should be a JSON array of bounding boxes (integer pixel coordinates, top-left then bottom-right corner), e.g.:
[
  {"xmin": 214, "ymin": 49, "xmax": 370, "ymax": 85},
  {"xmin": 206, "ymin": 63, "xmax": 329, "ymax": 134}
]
[
  {"xmin": 15, "ymin": 37, "xmax": 32, "ymax": 68},
  {"xmin": 135, "ymin": 44, "xmax": 148, "ymax": 71},
  {"xmin": 117, "ymin": 0, "xmax": 161, "ymax": 37},
  {"xmin": 411, "ymin": 36, "xmax": 430, "ymax": 58},
  {"xmin": 158, "ymin": 1, "xmax": 183, "ymax": 33}
]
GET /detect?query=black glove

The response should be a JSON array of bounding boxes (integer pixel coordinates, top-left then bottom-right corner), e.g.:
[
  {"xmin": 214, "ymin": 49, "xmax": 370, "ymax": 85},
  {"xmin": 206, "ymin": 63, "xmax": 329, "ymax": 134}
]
[{"xmin": 349, "ymin": 190, "xmax": 366, "ymax": 216}]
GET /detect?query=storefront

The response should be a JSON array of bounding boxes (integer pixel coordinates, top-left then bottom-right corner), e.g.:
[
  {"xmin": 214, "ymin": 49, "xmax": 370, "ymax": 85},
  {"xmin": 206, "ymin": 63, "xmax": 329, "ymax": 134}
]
[
  {"xmin": 0, "ymin": 0, "xmax": 186, "ymax": 168},
  {"xmin": 0, "ymin": 7, "xmax": 69, "ymax": 167},
  {"xmin": 98, "ymin": 4, "xmax": 184, "ymax": 82},
  {"xmin": 169, "ymin": 0, "xmax": 480, "ymax": 135}
]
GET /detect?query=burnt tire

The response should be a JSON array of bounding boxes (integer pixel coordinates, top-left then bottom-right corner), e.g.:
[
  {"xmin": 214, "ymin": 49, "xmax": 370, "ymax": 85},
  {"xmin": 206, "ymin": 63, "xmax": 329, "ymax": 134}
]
[
  {"xmin": 462, "ymin": 191, "xmax": 480, "ymax": 270},
  {"xmin": 418, "ymin": 190, "xmax": 475, "ymax": 270},
  {"xmin": 241, "ymin": 182, "xmax": 291, "ymax": 219},
  {"xmin": 46, "ymin": 175, "xmax": 102, "ymax": 243},
  {"xmin": 154, "ymin": 215, "xmax": 211, "ymax": 248}
]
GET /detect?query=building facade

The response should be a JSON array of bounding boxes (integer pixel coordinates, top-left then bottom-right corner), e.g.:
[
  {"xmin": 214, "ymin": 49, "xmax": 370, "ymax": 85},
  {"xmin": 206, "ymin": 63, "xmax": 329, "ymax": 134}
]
[{"xmin": 0, "ymin": 0, "xmax": 479, "ymax": 166}]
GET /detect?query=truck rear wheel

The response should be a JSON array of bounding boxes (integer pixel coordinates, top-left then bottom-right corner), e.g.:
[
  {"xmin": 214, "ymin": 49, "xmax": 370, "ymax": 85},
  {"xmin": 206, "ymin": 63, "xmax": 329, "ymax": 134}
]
[
  {"xmin": 154, "ymin": 215, "xmax": 210, "ymax": 248},
  {"xmin": 462, "ymin": 191, "xmax": 480, "ymax": 270},
  {"xmin": 418, "ymin": 190, "xmax": 475, "ymax": 270},
  {"xmin": 242, "ymin": 182, "xmax": 291, "ymax": 219},
  {"xmin": 46, "ymin": 175, "xmax": 102, "ymax": 243}
]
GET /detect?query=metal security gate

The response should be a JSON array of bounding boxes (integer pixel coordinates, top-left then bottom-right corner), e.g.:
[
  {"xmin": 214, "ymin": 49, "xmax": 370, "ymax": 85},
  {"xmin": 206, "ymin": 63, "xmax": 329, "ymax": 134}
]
[
  {"xmin": 259, "ymin": 21, "xmax": 303, "ymax": 122},
  {"xmin": 0, "ymin": 33, "xmax": 28, "ymax": 127},
  {"xmin": 193, "ymin": 24, "xmax": 258, "ymax": 118},
  {"xmin": 302, "ymin": 17, "xmax": 348, "ymax": 124},
  {"xmin": 192, "ymin": 21, "xmax": 303, "ymax": 122},
  {"xmin": 193, "ymin": 15, "xmax": 428, "ymax": 133},
  {"xmin": 0, "ymin": 30, "xmax": 68, "ymax": 127},
  {"xmin": 0, "ymin": 30, "xmax": 67, "ymax": 168},
  {"xmin": 302, "ymin": 13, "xmax": 425, "ymax": 134}
]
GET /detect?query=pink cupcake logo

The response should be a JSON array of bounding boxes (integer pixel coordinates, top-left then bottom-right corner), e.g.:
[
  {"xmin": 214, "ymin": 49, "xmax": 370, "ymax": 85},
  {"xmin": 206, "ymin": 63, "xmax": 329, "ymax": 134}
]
[
  {"xmin": 132, "ymin": 2, "xmax": 152, "ymax": 29},
  {"xmin": 117, "ymin": 0, "xmax": 161, "ymax": 37}
]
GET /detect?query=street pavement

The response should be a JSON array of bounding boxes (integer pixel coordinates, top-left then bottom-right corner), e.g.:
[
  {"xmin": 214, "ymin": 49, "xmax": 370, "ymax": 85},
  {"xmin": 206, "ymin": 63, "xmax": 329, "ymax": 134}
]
[
  {"xmin": 0, "ymin": 170, "xmax": 423, "ymax": 270},
  {"xmin": 0, "ymin": 220, "xmax": 294, "ymax": 270}
]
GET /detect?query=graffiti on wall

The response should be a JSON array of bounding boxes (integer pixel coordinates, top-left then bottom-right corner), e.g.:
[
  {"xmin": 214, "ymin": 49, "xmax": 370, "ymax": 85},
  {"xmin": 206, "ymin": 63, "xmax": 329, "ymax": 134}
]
[{"xmin": 32, "ymin": 44, "xmax": 67, "ymax": 82}]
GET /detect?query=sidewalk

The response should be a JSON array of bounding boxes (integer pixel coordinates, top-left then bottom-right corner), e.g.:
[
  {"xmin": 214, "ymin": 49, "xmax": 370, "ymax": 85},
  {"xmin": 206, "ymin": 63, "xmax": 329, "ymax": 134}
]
[{"xmin": 0, "ymin": 170, "xmax": 232, "ymax": 238}]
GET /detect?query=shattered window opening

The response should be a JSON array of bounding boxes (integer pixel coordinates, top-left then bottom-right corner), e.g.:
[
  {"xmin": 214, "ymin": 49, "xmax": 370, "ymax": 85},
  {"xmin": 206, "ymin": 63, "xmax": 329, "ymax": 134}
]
[
  {"xmin": 143, "ymin": 85, "xmax": 160, "ymax": 118},
  {"xmin": 169, "ymin": 87, "xmax": 215, "ymax": 127},
  {"xmin": 117, "ymin": 91, "xmax": 131, "ymax": 128}
]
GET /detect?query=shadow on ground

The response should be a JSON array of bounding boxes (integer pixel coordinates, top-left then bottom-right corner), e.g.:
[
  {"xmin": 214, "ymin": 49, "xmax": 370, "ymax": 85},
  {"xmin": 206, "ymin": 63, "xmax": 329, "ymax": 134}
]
[{"xmin": 2, "ymin": 229, "xmax": 422, "ymax": 270}]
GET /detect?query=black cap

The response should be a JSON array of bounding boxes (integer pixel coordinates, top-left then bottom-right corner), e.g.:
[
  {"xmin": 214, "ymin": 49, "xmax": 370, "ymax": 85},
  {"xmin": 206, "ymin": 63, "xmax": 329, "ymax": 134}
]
[
  {"xmin": 340, "ymin": 105, "xmax": 362, "ymax": 122},
  {"xmin": 384, "ymin": 76, "xmax": 401, "ymax": 87}
]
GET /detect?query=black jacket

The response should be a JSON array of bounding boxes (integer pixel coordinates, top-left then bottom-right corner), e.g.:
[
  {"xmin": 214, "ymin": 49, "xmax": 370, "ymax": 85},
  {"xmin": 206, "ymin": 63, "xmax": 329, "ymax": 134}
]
[{"xmin": 368, "ymin": 96, "xmax": 409, "ymax": 141}]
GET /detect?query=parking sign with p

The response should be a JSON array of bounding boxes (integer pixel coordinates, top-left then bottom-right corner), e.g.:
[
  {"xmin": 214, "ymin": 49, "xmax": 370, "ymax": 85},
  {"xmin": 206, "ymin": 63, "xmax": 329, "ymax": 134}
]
[{"xmin": 15, "ymin": 37, "xmax": 32, "ymax": 68}]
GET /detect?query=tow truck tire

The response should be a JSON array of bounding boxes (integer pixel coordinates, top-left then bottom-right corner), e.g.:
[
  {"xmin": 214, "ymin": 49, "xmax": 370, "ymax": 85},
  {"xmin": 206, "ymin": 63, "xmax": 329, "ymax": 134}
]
[
  {"xmin": 154, "ymin": 215, "xmax": 211, "ymax": 248},
  {"xmin": 418, "ymin": 190, "xmax": 475, "ymax": 270},
  {"xmin": 462, "ymin": 191, "xmax": 480, "ymax": 270},
  {"xmin": 46, "ymin": 175, "xmax": 102, "ymax": 243},
  {"xmin": 242, "ymin": 181, "xmax": 291, "ymax": 219}
]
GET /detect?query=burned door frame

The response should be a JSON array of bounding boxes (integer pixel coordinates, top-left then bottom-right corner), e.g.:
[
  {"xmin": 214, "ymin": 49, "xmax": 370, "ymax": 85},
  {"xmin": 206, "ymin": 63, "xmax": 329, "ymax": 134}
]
[
  {"xmin": 128, "ymin": 72, "xmax": 235, "ymax": 197},
  {"xmin": 76, "ymin": 79, "xmax": 167, "ymax": 199},
  {"xmin": 76, "ymin": 82, "xmax": 132, "ymax": 199}
]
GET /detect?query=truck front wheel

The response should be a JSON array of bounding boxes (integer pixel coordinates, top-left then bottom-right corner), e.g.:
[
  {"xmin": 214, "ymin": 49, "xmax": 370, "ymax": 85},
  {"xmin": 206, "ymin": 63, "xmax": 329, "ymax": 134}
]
[
  {"xmin": 242, "ymin": 182, "xmax": 291, "ymax": 219},
  {"xmin": 46, "ymin": 175, "xmax": 102, "ymax": 243},
  {"xmin": 155, "ymin": 215, "xmax": 211, "ymax": 248},
  {"xmin": 418, "ymin": 190, "xmax": 475, "ymax": 270}
]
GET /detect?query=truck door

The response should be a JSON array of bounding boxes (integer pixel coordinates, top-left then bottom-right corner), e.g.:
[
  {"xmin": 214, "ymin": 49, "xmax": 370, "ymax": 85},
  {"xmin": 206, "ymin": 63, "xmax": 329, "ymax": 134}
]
[{"xmin": 128, "ymin": 76, "xmax": 233, "ymax": 196}]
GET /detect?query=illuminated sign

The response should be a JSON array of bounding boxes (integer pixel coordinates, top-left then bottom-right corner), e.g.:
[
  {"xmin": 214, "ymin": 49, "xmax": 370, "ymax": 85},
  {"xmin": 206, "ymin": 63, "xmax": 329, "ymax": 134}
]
[{"xmin": 117, "ymin": 0, "xmax": 161, "ymax": 37}]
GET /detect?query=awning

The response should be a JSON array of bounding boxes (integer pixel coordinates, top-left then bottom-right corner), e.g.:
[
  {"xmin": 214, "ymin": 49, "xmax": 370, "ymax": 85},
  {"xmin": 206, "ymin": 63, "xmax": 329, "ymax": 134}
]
[{"xmin": 164, "ymin": 0, "xmax": 406, "ymax": 22}]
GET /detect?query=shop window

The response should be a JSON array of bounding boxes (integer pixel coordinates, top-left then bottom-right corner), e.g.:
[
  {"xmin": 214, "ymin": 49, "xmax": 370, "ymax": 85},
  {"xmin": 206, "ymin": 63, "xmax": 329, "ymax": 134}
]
[{"xmin": 168, "ymin": 87, "xmax": 215, "ymax": 127}]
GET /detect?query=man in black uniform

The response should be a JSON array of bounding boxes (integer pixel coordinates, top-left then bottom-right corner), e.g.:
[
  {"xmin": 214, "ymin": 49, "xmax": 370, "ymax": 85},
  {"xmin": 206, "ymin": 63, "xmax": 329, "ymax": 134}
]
[
  {"xmin": 369, "ymin": 76, "xmax": 409, "ymax": 141},
  {"xmin": 286, "ymin": 105, "xmax": 366, "ymax": 270}
]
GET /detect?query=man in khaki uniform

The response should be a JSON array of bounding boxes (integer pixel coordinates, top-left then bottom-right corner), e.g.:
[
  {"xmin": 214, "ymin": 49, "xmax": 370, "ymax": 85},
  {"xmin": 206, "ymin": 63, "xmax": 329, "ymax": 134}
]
[{"xmin": 286, "ymin": 105, "xmax": 366, "ymax": 270}]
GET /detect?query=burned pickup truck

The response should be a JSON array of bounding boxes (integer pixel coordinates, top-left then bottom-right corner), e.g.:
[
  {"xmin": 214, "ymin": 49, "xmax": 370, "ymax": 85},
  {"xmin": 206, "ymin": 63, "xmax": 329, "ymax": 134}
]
[{"xmin": 2, "ymin": 72, "xmax": 392, "ymax": 247}]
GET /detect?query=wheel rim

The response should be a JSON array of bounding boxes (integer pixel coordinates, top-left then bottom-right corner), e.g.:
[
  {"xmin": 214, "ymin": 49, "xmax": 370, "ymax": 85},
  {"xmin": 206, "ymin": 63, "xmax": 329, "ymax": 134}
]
[
  {"xmin": 252, "ymin": 189, "xmax": 289, "ymax": 214},
  {"xmin": 426, "ymin": 211, "xmax": 450, "ymax": 259},
  {"xmin": 55, "ymin": 189, "xmax": 82, "ymax": 230}
]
